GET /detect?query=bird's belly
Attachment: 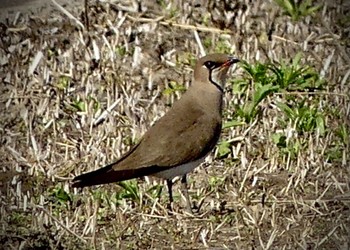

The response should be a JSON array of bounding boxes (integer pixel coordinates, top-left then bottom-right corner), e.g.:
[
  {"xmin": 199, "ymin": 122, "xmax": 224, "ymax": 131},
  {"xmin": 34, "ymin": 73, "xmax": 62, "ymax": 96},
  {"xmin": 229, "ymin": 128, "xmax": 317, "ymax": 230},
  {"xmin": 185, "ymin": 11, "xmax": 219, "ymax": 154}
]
[{"xmin": 152, "ymin": 156, "xmax": 206, "ymax": 179}]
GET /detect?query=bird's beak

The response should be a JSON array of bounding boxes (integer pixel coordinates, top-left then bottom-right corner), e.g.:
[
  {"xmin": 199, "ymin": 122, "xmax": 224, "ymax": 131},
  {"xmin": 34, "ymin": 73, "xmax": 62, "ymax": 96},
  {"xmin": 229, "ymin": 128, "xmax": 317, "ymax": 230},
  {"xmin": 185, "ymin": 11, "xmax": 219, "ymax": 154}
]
[{"xmin": 222, "ymin": 57, "xmax": 240, "ymax": 68}]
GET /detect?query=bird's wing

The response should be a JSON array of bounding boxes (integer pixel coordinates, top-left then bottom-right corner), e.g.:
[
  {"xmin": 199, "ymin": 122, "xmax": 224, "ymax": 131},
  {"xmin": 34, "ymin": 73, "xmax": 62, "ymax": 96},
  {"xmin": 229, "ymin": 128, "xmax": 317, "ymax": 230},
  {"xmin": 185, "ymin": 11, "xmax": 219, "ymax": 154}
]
[{"xmin": 113, "ymin": 98, "xmax": 222, "ymax": 171}]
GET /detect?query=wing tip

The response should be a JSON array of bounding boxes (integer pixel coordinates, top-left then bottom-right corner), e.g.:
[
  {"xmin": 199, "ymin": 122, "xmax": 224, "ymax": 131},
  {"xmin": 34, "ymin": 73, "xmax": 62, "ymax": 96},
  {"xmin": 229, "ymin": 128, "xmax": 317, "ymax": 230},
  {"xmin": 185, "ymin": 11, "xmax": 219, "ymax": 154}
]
[{"xmin": 71, "ymin": 179, "xmax": 83, "ymax": 188}]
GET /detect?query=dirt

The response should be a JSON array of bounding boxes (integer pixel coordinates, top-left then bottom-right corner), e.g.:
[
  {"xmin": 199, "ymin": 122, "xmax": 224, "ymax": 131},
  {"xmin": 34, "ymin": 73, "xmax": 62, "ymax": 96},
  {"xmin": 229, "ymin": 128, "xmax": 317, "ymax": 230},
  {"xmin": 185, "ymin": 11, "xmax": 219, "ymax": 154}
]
[{"xmin": 0, "ymin": 0, "xmax": 349, "ymax": 249}]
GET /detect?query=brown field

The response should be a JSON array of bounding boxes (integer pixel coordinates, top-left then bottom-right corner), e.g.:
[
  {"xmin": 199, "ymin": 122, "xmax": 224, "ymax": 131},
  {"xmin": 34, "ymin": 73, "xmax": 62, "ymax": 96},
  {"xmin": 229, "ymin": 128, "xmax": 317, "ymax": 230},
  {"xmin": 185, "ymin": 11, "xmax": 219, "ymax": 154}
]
[{"xmin": 0, "ymin": 0, "xmax": 349, "ymax": 249}]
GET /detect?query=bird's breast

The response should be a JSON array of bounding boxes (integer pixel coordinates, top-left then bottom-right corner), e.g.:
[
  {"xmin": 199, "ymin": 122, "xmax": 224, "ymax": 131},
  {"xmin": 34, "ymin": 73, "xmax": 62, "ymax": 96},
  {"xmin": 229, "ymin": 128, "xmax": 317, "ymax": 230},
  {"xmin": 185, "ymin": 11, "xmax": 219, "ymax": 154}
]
[{"xmin": 152, "ymin": 156, "xmax": 206, "ymax": 180}]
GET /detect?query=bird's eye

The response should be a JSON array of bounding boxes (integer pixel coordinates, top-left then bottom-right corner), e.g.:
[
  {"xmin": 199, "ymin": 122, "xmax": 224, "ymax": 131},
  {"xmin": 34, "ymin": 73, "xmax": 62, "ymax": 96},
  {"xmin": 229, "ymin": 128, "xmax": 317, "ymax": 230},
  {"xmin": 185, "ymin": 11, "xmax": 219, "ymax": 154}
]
[{"xmin": 204, "ymin": 61, "xmax": 217, "ymax": 69}]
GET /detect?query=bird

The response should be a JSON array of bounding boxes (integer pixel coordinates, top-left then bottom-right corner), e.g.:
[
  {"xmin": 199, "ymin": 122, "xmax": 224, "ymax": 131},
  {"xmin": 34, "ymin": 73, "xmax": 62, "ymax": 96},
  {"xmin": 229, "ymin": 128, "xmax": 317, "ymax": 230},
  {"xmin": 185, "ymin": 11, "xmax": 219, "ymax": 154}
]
[{"xmin": 72, "ymin": 53, "xmax": 239, "ymax": 212}]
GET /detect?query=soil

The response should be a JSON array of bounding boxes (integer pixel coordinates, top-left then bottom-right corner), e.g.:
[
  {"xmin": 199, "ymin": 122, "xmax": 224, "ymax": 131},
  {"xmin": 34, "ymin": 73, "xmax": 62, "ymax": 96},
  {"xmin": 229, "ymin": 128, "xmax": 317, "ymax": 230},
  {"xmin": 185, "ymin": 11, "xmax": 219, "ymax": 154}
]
[{"xmin": 0, "ymin": 0, "xmax": 349, "ymax": 249}]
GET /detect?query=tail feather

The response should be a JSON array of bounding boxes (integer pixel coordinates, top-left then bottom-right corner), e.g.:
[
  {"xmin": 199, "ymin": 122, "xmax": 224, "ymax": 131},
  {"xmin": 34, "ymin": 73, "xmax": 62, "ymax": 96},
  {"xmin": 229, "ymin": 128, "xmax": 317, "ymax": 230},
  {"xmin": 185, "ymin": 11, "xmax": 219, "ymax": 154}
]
[{"xmin": 72, "ymin": 162, "xmax": 164, "ymax": 188}]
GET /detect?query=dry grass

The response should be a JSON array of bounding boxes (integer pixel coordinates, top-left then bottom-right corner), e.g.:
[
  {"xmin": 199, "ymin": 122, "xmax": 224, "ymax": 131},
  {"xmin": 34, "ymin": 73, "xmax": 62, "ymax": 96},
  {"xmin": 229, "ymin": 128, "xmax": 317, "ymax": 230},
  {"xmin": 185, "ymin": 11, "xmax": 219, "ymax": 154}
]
[{"xmin": 0, "ymin": 0, "xmax": 349, "ymax": 249}]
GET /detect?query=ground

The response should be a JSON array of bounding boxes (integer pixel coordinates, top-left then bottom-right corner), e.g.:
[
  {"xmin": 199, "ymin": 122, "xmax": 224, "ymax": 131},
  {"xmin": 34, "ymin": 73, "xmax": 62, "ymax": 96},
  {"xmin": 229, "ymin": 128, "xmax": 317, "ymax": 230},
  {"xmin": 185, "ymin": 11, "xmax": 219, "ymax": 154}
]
[{"xmin": 0, "ymin": 0, "xmax": 349, "ymax": 249}]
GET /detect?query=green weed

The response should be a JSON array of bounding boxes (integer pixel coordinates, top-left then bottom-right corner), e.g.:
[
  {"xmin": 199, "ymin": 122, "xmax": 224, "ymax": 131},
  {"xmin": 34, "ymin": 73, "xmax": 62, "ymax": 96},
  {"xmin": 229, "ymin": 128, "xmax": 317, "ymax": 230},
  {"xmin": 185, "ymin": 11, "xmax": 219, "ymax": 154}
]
[
  {"xmin": 163, "ymin": 81, "xmax": 187, "ymax": 95},
  {"xmin": 116, "ymin": 180, "xmax": 140, "ymax": 204},
  {"xmin": 268, "ymin": 52, "xmax": 324, "ymax": 91},
  {"xmin": 215, "ymin": 37, "xmax": 233, "ymax": 54},
  {"xmin": 231, "ymin": 54, "xmax": 324, "ymax": 123},
  {"xmin": 56, "ymin": 76, "xmax": 70, "ymax": 90},
  {"xmin": 276, "ymin": 100, "xmax": 325, "ymax": 135},
  {"xmin": 71, "ymin": 99, "xmax": 86, "ymax": 112},
  {"xmin": 274, "ymin": 0, "xmax": 321, "ymax": 21}
]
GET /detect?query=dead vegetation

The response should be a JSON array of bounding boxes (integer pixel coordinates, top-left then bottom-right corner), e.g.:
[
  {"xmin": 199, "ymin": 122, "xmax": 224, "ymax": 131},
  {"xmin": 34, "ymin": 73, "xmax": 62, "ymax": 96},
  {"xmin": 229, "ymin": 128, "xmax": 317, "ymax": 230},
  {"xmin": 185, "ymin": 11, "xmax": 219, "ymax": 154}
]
[{"xmin": 0, "ymin": 0, "xmax": 349, "ymax": 249}]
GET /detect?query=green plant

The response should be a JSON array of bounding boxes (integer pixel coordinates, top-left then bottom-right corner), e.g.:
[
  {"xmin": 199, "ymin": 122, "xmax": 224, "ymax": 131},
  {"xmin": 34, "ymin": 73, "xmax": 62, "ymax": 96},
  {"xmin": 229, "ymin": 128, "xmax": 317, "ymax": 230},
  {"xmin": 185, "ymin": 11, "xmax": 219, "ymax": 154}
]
[
  {"xmin": 163, "ymin": 81, "xmax": 187, "ymax": 95},
  {"xmin": 48, "ymin": 186, "xmax": 72, "ymax": 213},
  {"xmin": 8, "ymin": 212, "xmax": 30, "ymax": 225},
  {"xmin": 272, "ymin": 133, "xmax": 309, "ymax": 159},
  {"xmin": 157, "ymin": 0, "xmax": 167, "ymax": 9},
  {"xmin": 274, "ymin": 0, "xmax": 321, "ymax": 21},
  {"xmin": 240, "ymin": 61, "xmax": 273, "ymax": 86},
  {"xmin": 88, "ymin": 96, "xmax": 101, "ymax": 112},
  {"xmin": 272, "ymin": 133, "xmax": 287, "ymax": 148},
  {"xmin": 146, "ymin": 183, "xmax": 163, "ymax": 200},
  {"xmin": 325, "ymin": 144, "xmax": 344, "ymax": 163},
  {"xmin": 203, "ymin": 37, "xmax": 213, "ymax": 49},
  {"xmin": 217, "ymin": 121, "xmax": 245, "ymax": 159},
  {"xmin": 323, "ymin": 124, "xmax": 349, "ymax": 164},
  {"xmin": 336, "ymin": 124, "xmax": 349, "ymax": 146},
  {"xmin": 116, "ymin": 180, "xmax": 140, "ymax": 204},
  {"xmin": 52, "ymin": 187, "xmax": 71, "ymax": 203},
  {"xmin": 237, "ymin": 82, "xmax": 279, "ymax": 122},
  {"xmin": 202, "ymin": 13, "xmax": 211, "ymax": 26},
  {"xmin": 230, "ymin": 78, "xmax": 250, "ymax": 95},
  {"xmin": 214, "ymin": 37, "xmax": 233, "ymax": 54},
  {"xmin": 71, "ymin": 99, "xmax": 86, "ymax": 112},
  {"xmin": 169, "ymin": 7, "xmax": 179, "ymax": 18},
  {"xmin": 233, "ymin": 55, "xmax": 324, "ymax": 123},
  {"xmin": 276, "ymin": 100, "xmax": 325, "ymax": 135},
  {"xmin": 222, "ymin": 120, "xmax": 246, "ymax": 129},
  {"xmin": 235, "ymin": 61, "xmax": 279, "ymax": 122},
  {"xmin": 208, "ymin": 176, "xmax": 226, "ymax": 191},
  {"xmin": 115, "ymin": 45, "xmax": 127, "ymax": 56},
  {"xmin": 56, "ymin": 76, "xmax": 70, "ymax": 90},
  {"xmin": 176, "ymin": 53, "xmax": 197, "ymax": 67},
  {"xmin": 217, "ymin": 140, "xmax": 232, "ymax": 158},
  {"xmin": 287, "ymin": 138, "xmax": 304, "ymax": 159},
  {"xmin": 269, "ymin": 53, "xmax": 324, "ymax": 91}
]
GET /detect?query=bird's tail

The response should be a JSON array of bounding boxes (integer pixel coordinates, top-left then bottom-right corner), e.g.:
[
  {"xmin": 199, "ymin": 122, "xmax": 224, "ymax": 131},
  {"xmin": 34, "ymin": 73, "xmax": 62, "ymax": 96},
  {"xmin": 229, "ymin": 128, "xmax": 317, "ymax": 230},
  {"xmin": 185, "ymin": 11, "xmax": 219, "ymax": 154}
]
[{"xmin": 72, "ymin": 162, "xmax": 162, "ymax": 188}]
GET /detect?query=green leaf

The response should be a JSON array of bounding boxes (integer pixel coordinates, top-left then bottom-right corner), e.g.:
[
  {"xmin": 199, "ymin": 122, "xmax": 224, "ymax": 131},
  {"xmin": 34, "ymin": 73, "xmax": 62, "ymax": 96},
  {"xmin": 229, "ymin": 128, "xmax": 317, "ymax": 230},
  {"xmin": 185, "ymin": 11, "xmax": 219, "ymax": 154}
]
[
  {"xmin": 56, "ymin": 76, "xmax": 70, "ymax": 90},
  {"xmin": 217, "ymin": 141, "xmax": 231, "ymax": 158},
  {"xmin": 276, "ymin": 102, "xmax": 295, "ymax": 120},
  {"xmin": 336, "ymin": 124, "xmax": 349, "ymax": 145},
  {"xmin": 52, "ymin": 187, "xmax": 71, "ymax": 203},
  {"xmin": 272, "ymin": 133, "xmax": 287, "ymax": 148},
  {"xmin": 253, "ymin": 84, "xmax": 279, "ymax": 105},
  {"xmin": 316, "ymin": 115, "xmax": 325, "ymax": 136},
  {"xmin": 274, "ymin": 0, "xmax": 321, "ymax": 21},
  {"xmin": 292, "ymin": 52, "xmax": 302, "ymax": 68},
  {"xmin": 57, "ymin": 189, "xmax": 70, "ymax": 202},
  {"xmin": 117, "ymin": 180, "xmax": 140, "ymax": 202},
  {"xmin": 304, "ymin": 5, "xmax": 322, "ymax": 15},
  {"xmin": 72, "ymin": 100, "xmax": 86, "ymax": 112},
  {"xmin": 223, "ymin": 120, "xmax": 245, "ymax": 129},
  {"xmin": 163, "ymin": 81, "xmax": 186, "ymax": 95},
  {"xmin": 147, "ymin": 184, "xmax": 163, "ymax": 199}
]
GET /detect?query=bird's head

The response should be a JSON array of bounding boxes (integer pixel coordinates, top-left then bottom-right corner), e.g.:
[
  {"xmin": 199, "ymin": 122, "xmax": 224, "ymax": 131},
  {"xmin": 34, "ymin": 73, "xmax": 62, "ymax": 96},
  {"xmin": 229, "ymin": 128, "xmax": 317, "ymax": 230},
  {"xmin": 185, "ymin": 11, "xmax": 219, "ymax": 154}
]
[{"xmin": 194, "ymin": 53, "xmax": 239, "ymax": 92}]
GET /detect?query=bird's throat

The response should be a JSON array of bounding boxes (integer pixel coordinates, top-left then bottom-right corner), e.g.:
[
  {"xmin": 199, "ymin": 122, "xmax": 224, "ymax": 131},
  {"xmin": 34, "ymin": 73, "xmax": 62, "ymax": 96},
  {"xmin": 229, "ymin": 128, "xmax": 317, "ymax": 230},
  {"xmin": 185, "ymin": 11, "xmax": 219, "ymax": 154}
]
[{"xmin": 209, "ymin": 73, "xmax": 224, "ymax": 93}]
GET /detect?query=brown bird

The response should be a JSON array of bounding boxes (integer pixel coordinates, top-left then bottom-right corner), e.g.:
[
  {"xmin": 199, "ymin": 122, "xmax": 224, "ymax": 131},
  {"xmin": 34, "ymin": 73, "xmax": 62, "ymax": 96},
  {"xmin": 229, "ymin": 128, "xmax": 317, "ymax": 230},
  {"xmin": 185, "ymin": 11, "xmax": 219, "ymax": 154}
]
[{"xmin": 72, "ymin": 53, "xmax": 239, "ymax": 212}]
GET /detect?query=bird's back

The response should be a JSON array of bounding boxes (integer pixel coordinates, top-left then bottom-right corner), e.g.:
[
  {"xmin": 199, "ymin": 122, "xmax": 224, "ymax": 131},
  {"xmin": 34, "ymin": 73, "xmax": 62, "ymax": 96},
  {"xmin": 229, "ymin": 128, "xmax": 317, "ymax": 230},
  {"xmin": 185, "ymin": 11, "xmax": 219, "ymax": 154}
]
[{"xmin": 113, "ymin": 87, "xmax": 223, "ymax": 171}]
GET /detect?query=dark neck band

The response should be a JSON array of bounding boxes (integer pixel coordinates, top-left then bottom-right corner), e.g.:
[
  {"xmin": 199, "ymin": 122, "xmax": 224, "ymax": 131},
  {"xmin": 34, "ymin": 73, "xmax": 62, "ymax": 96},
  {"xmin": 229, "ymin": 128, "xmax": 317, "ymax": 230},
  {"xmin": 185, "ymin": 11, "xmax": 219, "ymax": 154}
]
[{"xmin": 209, "ymin": 73, "xmax": 224, "ymax": 93}]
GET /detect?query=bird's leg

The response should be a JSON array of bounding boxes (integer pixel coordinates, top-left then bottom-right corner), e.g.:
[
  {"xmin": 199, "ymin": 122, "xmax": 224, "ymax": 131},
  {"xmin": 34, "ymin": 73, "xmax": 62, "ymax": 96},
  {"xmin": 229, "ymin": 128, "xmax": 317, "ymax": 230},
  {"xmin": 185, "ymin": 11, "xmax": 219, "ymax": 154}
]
[
  {"xmin": 166, "ymin": 179, "xmax": 173, "ymax": 211},
  {"xmin": 181, "ymin": 175, "xmax": 193, "ymax": 214}
]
